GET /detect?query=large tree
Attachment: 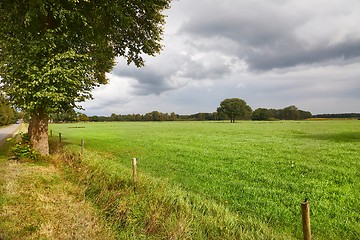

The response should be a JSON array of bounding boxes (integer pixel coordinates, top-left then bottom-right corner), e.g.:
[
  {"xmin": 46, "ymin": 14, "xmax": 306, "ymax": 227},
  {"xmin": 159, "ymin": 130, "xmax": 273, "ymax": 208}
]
[
  {"xmin": 217, "ymin": 98, "xmax": 252, "ymax": 123},
  {"xmin": 0, "ymin": 0, "xmax": 170, "ymax": 155}
]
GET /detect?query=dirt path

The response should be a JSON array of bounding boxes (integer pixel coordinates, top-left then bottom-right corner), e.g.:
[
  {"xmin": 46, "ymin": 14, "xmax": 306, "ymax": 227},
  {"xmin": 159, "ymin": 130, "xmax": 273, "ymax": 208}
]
[{"xmin": 0, "ymin": 159, "xmax": 116, "ymax": 239}]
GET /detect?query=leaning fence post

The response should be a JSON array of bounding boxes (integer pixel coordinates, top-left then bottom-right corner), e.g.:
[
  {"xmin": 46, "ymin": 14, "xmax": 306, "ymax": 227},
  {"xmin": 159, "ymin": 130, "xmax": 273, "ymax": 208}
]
[
  {"xmin": 301, "ymin": 199, "xmax": 311, "ymax": 240},
  {"xmin": 59, "ymin": 133, "xmax": 62, "ymax": 143},
  {"xmin": 132, "ymin": 158, "xmax": 137, "ymax": 193}
]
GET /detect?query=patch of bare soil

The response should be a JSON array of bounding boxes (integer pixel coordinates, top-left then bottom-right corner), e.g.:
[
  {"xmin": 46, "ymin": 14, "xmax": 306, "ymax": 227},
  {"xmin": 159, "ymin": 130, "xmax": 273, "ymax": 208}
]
[{"xmin": 0, "ymin": 160, "xmax": 116, "ymax": 240}]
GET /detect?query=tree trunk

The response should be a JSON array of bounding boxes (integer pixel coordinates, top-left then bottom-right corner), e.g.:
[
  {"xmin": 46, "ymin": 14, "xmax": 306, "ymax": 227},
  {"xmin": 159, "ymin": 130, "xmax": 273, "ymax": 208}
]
[
  {"xmin": 28, "ymin": 117, "xmax": 33, "ymax": 137},
  {"xmin": 29, "ymin": 111, "xmax": 49, "ymax": 155}
]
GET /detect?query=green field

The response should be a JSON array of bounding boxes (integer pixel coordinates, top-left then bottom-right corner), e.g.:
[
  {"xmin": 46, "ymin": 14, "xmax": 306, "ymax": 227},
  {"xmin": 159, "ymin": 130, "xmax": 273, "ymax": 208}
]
[{"xmin": 49, "ymin": 120, "xmax": 360, "ymax": 239}]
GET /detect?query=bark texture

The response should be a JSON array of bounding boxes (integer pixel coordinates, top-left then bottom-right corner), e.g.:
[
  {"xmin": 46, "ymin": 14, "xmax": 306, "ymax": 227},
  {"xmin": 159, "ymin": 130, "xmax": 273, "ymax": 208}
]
[{"xmin": 29, "ymin": 111, "xmax": 49, "ymax": 155}]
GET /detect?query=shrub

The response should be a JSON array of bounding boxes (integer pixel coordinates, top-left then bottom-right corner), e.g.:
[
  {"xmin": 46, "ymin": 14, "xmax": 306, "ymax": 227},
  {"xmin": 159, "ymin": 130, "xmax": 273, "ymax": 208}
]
[{"xmin": 11, "ymin": 133, "xmax": 39, "ymax": 161}]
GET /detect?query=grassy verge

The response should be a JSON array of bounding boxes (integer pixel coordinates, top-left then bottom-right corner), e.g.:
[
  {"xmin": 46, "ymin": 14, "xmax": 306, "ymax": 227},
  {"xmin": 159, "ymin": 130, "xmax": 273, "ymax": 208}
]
[{"xmin": 0, "ymin": 126, "xmax": 116, "ymax": 239}]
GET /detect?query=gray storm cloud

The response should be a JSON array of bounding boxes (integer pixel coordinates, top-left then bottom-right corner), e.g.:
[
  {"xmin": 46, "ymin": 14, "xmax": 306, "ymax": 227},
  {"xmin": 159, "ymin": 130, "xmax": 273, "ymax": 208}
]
[
  {"xmin": 83, "ymin": 0, "xmax": 360, "ymax": 115},
  {"xmin": 179, "ymin": 0, "xmax": 360, "ymax": 71}
]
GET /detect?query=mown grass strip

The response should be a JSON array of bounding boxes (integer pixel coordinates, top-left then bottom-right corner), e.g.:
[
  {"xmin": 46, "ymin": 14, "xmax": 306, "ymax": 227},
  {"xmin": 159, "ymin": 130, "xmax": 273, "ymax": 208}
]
[{"xmin": 0, "ymin": 127, "xmax": 116, "ymax": 240}]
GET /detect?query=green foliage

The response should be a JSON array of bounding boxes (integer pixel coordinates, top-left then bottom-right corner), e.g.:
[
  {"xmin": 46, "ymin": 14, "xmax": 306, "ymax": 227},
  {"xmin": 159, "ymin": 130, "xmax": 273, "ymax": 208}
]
[
  {"xmin": 50, "ymin": 121, "xmax": 360, "ymax": 239},
  {"xmin": 77, "ymin": 113, "xmax": 89, "ymax": 122},
  {"xmin": 50, "ymin": 109, "xmax": 78, "ymax": 123},
  {"xmin": 0, "ymin": 93, "xmax": 17, "ymax": 126},
  {"xmin": 252, "ymin": 106, "xmax": 312, "ymax": 121},
  {"xmin": 50, "ymin": 110, "xmax": 89, "ymax": 123},
  {"xmin": 92, "ymin": 111, "xmax": 220, "ymax": 122},
  {"xmin": 0, "ymin": 0, "xmax": 170, "ymax": 115},
  {"xmin": 252, "ymin": 108, "xmax": 271, "ymax": 120},
  {"xmin": 11, "ymin": 133, "xmax": 39, "ymax": 160},
  {"xmin": 217, "ymin": 98, "xmax": 252, "ymax": 122},
  {"xmin": 0, "ymin": 0, "xmax": 170, "ymax": 154}
]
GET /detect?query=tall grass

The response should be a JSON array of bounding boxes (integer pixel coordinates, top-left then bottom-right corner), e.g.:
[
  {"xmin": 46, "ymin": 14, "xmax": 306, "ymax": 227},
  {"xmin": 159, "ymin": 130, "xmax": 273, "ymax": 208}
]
[
  {"xmin": 54, "ymin": 149, "xmax": 292, "ymax": 239},
  {"xmin": 50, "ymin": 120, "xmax": 360, "ymax": 239}
]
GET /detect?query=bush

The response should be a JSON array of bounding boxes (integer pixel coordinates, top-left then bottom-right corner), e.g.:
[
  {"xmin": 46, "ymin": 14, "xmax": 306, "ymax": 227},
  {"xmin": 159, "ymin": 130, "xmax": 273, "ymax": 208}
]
[{"xmin": 11, "ymin": 133, "xmax": 39, "ymax": 161}]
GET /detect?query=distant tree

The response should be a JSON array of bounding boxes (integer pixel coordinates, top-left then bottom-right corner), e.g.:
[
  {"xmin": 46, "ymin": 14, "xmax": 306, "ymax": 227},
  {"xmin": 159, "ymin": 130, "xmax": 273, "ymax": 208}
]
[
  {"xmin": 283, "ymin": 105, "xmax": 300, "ymax": 120},
  {"xmin": 110, "ymin": 113, "xmax": 118, "ymax": 121},
  {"xmin": 244, "ymin": 105, "xmax": 253, "ymax": 120},
  {"xmin": 0, "ymin": 0, "xmax": 170, "ymax": 155},
  {"xmin": 143, "ymin": 112, "xmax": 152, "ymax": 121},
  {"xmin": 78, "ymin": 113, "xmax": 89, "ymax": 122},
  {"xmin": 162, "ymin": 112, "xmax": 169, "ymax": 121},
  {"xmin": 217, "ymin": 98, "xmax": 252, "ymax": 123},
  {"xmin": 197, "ymin": 113, "xmax": 206, "ymax": 121},
  {"xmin": 212, "ymin": 112, "xmax": 219, "ymax": 120},
  {"xmin": 132, "ymin": 114, "xmax": 140, "ymax": 121},
  {"xmin": 252, "ymin": 108, "xmax": 270, "ymax": 121},
  {"xmin": 89, "ymin": 116, "xmax": 98, "ymax": 122},
  {"xmin": 299, "ymin": 110, "xmax": 312, "ymax": 120},
  {"xmin": 254, "ymin": 106, "xmax": 311, "ymax": 120},
  {"xmin": 170, "ymin": 112, "xmax": 177, "ymax": 121},
  {"xmin": 151, "ymin": 111, "xmax": 161, "ymax": 121}
]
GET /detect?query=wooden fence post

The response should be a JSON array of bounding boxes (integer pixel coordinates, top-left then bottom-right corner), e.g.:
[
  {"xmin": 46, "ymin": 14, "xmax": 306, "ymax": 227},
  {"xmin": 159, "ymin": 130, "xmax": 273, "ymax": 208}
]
[
  {"xmin": 132, "ymin": 158, "xmax": 137, "ymax": 193},
  {"xmin": 301, "ymin": 199, "xmax": 311, "ymax": 240},
  {"xmin": 59, "ymin": 133, "xmax": 62, "ymax": 143}
]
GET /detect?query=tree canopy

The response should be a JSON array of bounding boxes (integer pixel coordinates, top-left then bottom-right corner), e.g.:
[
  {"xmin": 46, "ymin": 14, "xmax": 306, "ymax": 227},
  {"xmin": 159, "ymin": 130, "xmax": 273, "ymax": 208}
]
[
  {"xmin": 0, "ymin": 0, "xmax": 171, "ymax": 154},
  {"xmin": 0, "ymin": 0, "xmax": 170, "ymax": 114},
  {"xmin": 217, "ymin": 98, "xmax": 252, "ymax": 123}
]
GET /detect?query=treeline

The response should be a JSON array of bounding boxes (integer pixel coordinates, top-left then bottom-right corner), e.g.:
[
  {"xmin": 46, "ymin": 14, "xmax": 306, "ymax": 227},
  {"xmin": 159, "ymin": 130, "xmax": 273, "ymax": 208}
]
[
  {"xmin": 312, "ymin": 113, "xmax": 360, "ymax": 119},
  {"xmin": 0, "ymin": 93, "xmax": 18, "ymax": 126},
  {"xmin": 84, "ymin": 105, "xmax": 311, "ymax": 122},
  {"xmin": 50, "ymin": 110, "xmax": 90, "ymax": 123},
  {"xmin": 89, "ymin": 111, "xmax": 221, "ymax": 122},
  {"xmin": 51, "ymin": 106, "xmax": 360, "ymax": 123},
  {"xmin": 51, "ymin": 105, "xmax": 312, "ymax": 123},
  {"xmin": 252, "ymin": 105, "xmax": 312, "ymax": 121}
]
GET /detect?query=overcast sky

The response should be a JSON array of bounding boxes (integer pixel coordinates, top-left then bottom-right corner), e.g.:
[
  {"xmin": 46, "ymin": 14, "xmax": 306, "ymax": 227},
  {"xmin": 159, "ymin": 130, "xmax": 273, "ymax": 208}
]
[{"xmin": 82, "ymin": 0, "xmax": 360, "ymax": 116}]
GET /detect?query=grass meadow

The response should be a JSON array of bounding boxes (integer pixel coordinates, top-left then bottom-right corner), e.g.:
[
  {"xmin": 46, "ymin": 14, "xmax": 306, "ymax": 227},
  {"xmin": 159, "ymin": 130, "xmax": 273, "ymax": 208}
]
[{"xmin": 49, "ymin": 120, "xmax": 360, "ymax": 239}]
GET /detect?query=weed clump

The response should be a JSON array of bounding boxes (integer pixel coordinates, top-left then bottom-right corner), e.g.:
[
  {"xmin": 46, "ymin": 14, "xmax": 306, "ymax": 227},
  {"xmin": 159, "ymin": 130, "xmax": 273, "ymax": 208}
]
[{"xmin": 10, "ymin": 133, "xmax": 39, "ymax": 161}]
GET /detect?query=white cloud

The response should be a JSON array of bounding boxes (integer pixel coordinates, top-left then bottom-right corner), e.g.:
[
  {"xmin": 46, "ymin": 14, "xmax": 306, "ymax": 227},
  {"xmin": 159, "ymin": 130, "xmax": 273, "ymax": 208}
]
[{"xmin": 82, "ymin": 0, "xmax": 360, "ymax": 116}]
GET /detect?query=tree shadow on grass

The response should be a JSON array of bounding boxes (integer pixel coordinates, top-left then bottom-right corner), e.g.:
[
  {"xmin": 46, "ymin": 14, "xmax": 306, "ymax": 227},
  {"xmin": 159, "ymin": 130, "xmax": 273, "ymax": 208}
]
[{"xmin": 302, "ymin": 132, "xmax": 360, "ymax": 143}]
